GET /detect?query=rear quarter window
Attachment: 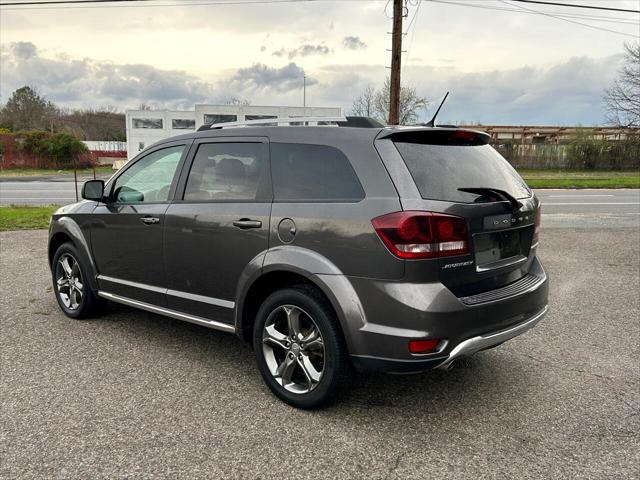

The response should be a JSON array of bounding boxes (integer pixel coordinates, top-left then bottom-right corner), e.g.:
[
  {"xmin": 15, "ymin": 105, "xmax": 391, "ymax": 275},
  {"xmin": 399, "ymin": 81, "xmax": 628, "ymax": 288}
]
[
  {"xmin": 271, "ymin": 143, "xmax": 365, "ymax": 202},
  {"xmin": 394, "ymin": 142, "xmax": 531, "ymax": 203}
]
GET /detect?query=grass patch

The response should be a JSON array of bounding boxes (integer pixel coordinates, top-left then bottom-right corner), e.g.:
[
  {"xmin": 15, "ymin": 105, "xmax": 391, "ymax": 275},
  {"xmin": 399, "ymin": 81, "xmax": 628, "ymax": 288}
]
[
  {"xmin": 0, "ymin": 205, "xmax": 59, "ymax": 231},
  {"xmin": 0, "ymin": 166, "xmax": 113, "ymax": 177},
  {"xmin": 519, "ymin": 170, "xmax": 640, "ymax": 188}
]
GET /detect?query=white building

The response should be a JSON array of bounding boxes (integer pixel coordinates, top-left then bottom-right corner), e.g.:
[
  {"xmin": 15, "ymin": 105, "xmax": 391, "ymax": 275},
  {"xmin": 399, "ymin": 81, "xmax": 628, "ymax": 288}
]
[
  {"xmin": 125, "ymin": 104, "xmax": 342, "ymax": 161},
  {"xmin": 125, "ymin": 109, "xmax": 197, "ymax": 160}
]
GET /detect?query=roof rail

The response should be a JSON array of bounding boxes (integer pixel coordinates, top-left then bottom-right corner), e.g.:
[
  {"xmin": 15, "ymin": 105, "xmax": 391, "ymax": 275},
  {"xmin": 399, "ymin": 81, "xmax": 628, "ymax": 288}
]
[{"xmin": 198, "ymin": 116, "xmax": 347, "ymax": 131}]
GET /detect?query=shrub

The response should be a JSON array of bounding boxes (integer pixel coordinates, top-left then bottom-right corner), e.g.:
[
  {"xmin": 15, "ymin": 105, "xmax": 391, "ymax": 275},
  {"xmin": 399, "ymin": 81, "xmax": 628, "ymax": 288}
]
[
  {"xmin": 17, "ymin": 129, "xmax": 88, "ymax": 167},
  {"xmin": 567, "ymin": 129, "xmax": 607, "ymax": 170},
  {"xmin": 46, "ymin": 132, "xmax": 88, "ymax": 162}
]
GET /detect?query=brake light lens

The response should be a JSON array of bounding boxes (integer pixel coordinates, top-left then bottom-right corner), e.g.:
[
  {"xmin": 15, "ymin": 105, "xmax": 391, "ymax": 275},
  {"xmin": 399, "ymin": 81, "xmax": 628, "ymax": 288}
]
[
  {"xmin": 533, "ymin": 206, "xmax": 541, "ymax": 245},
  {"xmin": 408, "ymin": 339, "xmax": 440, "ymax": 354},
  {"xmin": 372, "ymin": 211, "xmax": 469, "ymax": 259},
  {"xmin": 448, "ymin": 130, "xmax": 478, "ymax": 143}
]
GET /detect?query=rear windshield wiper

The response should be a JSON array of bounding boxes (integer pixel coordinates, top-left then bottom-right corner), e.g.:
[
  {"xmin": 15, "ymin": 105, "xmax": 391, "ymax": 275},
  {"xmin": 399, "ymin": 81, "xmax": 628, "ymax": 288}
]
[{"xmin": 458, "ymin": 187, "xmax": 523, "ymax": 209}]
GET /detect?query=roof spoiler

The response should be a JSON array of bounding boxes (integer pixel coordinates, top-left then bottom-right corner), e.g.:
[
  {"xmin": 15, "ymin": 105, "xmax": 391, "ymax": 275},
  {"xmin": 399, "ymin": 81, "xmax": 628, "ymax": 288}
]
[{"xmin": 378, "ymin": 128, "xmax": 491, "ymax": 146}]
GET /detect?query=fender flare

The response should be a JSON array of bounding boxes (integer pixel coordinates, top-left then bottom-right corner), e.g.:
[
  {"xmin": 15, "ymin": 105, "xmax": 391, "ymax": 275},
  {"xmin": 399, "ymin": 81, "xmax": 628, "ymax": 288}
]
[
  {"xmin": 234, "ymin": 246, "xmax": 367, "ymax": 351},
  {"xmin": 49, "ymin": 216, "xmax": 99, "ymax": 291}
]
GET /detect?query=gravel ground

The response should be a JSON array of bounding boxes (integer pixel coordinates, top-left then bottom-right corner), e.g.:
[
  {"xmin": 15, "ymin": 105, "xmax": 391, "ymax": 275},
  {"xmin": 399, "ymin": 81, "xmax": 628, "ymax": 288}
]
[{"xmin": 1, "ymin": 228, "xmax": 638, "ymax": 479}]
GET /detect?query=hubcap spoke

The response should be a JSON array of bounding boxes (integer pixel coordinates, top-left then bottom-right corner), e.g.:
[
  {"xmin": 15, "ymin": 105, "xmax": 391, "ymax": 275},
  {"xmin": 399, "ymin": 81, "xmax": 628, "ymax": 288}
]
[
  {"xmin": 60, "ymin": 257, "xmax": 73, "ymax": 276},
  {"xmin": 297, "ymin": 354, "xmax": 321, "ymax": 388},
  {"xmin": 283, "ymin": 306, "xmax": 302, "ymax": 339},
  {"xmin": 276, "ymin": 355, "xmax": 297, "ymax": 384},
  {"xmin": 263, "ymin": 324, "xmax": 289, "ymax": 350},
  {"xmin": 70, "ymin": 287, "xmax": 78, "ymax": 308},
  {"xmin": 301, "ymin": 328, "xmax": 323, "ymax": 350}
]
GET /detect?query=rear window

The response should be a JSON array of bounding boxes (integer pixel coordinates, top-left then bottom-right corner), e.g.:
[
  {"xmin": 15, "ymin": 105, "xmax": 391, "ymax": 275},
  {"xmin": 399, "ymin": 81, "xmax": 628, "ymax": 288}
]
[
  {"xmin": 271, "ymin": 143, "xmax": 364, "ymax": 202},
  {"xmin": 394, "ymin": 142, "xmax": 531, "ymax": 203}
]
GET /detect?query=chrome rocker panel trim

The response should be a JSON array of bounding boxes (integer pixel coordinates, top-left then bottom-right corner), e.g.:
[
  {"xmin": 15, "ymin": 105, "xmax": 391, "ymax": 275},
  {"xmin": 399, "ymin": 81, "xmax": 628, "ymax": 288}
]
[
  {"xmin": 437, "ymin": 305, "xmax": 548, "ymax": 369},
  {"xmin": 97, "ymin": 275, "xmax": 235, "ymax": 309},
  {"xmin": 97, "ymin": 291, "xmax": 236, "ymax": 333}
]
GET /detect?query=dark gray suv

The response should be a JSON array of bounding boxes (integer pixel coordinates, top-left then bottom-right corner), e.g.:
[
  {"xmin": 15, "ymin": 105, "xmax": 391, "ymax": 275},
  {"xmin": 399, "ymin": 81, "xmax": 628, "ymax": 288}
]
[{"xmin": 48, "ymin": 118, "xmax": 548, "ymax": 408}]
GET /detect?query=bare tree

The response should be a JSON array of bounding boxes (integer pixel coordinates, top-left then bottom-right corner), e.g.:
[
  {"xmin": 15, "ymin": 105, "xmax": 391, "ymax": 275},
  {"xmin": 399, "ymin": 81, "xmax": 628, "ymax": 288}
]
[
  {"xmin": 351, "ymin": 79, "xmax": 428, "ymax": 124},
  {"xmin": 350, "ymin": 85, "xmax": 377, "ymax": 118},
  {"xmin": 604, "ymin": 42, "xmax": 640, "ymax": 128},
  {"xmin": 374, "ymin": 77, "xmax": 429, "ymax": 125}
]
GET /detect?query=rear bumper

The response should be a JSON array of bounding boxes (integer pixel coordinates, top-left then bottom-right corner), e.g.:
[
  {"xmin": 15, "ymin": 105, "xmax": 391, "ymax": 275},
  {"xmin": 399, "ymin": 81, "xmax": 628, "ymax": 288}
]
[
  {"xmin": 351, "ymin": 304, "xmax": 547, "ymax": 373},
  {"xmin": 346, "ymin": 256, "xmax": 549, "ymax": 373}
]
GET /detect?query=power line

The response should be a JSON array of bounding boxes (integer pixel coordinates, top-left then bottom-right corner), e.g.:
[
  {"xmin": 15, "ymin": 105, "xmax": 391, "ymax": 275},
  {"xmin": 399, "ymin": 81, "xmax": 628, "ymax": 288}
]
[
  {"xmin": 428, "ymin": 0, "xmax": 638, "ymax": 38},
  {"xmin": 510, "ymin": 0, "xmax": 639, "ymax": 14},
  {"xmin": 0, "ymin": 0, "xmax": 314, "ymax": 8},
  {"xmin": 500, "ymin": 0, "xmax": 639, "ymax": 38},
  {"xmin": 403, "ymin": 0, "xmax": 422, "ymax": 74},
  {"xmin": 1, "ymin": 0, "xmax": 152, "ymax": 4},
  {"xmin": 3, "ymin": 0, "xmax": 640, "ymax": 15},
  {"xmin": 1, "ymin": 0, "xmax": 313, "ymax": 6},
  {"xmin": 430, "ymin": 0, "xmax": 639, "ymax": 26}
]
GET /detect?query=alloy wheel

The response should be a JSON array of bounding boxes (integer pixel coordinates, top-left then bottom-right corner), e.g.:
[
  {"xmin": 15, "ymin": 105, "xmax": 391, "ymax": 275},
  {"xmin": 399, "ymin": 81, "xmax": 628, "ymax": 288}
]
[
  {"xmin": 55, "ymin": 253, "xmax": 84, "ymax": 311},
  {"xmin": 262, "ymin": 305, "xmax": 325, "ymax": 394}
]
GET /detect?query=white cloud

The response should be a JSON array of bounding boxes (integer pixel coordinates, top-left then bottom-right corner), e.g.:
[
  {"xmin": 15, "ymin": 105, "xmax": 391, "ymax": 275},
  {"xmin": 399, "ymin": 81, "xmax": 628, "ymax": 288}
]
[
  {"xmin": 229, "ymin": 62, "xmax": 316, "ymax": 93},
  {"xmin": 0, "ymin": 41, "xmax": 625, "ymax": 125},
  {"xmin": 342, "ymin": 36, "xmax": 367, "ymax": 50},
  {"xmin": 0, "ymin": 42, "xmax": 221, "ymax": 108},
  {"xmin": 272, "ymin": 44, "xmax": 331, "ymax": 60}
]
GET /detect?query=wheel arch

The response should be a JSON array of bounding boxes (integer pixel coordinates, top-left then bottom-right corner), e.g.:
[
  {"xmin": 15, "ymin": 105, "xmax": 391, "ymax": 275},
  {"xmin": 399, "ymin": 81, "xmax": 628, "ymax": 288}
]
[
  {"xmin": 235, "ymin": 247, "xmax": 367, "ymax": 352},
  {"xmin": 49, "ymin": 216, "xmax": 99, "ymax": 290}
]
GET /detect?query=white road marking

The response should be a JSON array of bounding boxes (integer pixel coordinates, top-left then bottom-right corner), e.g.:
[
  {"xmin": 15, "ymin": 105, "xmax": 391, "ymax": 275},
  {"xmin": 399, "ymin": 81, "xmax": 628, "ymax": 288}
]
[
  {"xmin": 543, "ymin": 202, "xmax": 640, "ymax": 205},
  {"xmin": 0, "ymin": 198, "xmax": 76, "ymax": 201},
  {"xmin": 546, "ymin": 194, "xmax": 614, "ymax": 198}
]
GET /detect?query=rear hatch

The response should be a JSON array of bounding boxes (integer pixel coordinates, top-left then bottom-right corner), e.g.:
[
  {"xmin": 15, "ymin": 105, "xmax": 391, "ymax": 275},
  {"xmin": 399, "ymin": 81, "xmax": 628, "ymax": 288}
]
[{"xmin": 378, "ymin": 128, "xmax": 540, "ymax": 297}]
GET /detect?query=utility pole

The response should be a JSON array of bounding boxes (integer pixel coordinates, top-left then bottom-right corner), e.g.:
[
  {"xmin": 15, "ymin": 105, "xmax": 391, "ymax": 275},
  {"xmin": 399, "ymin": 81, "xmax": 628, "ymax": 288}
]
[
  {"xmin": 303, "ymin": 74, "xmax": 306, "ymax": 112},
  {"xmin": 388, "ymin": 0, "xmax": 404, "ymax": 125}
]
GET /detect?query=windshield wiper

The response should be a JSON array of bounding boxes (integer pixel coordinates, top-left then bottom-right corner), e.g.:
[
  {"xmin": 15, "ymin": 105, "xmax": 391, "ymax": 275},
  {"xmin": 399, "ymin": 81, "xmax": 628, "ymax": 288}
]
[{"xmin": 458, "ymin": 187, "xmax": 523, "ymax": 209}]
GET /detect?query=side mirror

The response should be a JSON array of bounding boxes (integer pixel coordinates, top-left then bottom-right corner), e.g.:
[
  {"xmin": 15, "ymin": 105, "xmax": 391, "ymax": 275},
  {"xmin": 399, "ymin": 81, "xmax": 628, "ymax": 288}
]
[{"xmin": 82, "ymin": 180, "xmax": 105, "ymax": 202}]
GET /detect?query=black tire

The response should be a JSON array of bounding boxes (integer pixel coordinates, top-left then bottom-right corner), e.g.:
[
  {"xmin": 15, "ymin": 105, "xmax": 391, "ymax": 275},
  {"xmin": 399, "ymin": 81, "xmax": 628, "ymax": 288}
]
[
  {"xmin": 253, "ymin": 285, "xmax": 351, "ymax": 409},
  {"xmin": 51, "ymin": 242, "xmax": 102, "ymax": 319}
]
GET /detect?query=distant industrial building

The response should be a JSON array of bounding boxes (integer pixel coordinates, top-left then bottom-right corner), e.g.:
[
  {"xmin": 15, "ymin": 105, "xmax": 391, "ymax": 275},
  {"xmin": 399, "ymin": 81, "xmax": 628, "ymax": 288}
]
[
  {"xmin": 460, "ymin": 125, "xmax": 640, "ymax": 144},
  {"xmin": 125, "ymin": 104, "xmax": 342, "ymax": 160}
]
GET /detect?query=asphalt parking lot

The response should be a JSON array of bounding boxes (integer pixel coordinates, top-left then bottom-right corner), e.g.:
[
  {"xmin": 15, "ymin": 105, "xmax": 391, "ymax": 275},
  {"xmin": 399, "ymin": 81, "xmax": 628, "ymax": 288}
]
[{"xmin": 1, "ymin": 220, "xmax": 638, "ymax": 478}]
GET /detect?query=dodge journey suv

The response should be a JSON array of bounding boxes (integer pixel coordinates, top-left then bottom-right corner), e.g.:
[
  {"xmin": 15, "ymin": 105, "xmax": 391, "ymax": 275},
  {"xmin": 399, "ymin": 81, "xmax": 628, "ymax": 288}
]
[{"xmin": 49, "ymin": 117, "xmax": 548, "ymax": 408}]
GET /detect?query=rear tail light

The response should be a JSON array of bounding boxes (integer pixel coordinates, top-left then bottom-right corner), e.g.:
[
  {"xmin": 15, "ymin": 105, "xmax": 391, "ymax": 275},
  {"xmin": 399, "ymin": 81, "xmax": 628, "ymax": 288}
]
[
  {"xmin": 372, "ymin": 211, "xmax": 469, "ymax": 259},
  {"xmin": 408, "ymin": 339, "xmax": 440, "ymax": 354},
  {"xmin": 532, "ymin": 206, "xmax": 541, "ymax": 245}
]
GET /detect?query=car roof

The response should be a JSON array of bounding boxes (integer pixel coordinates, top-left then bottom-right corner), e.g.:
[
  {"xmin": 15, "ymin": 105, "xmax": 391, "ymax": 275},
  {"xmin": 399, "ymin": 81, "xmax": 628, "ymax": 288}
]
[{"xmin": 145, "ymin": 125, "xmax": 490, "ymax": 151}]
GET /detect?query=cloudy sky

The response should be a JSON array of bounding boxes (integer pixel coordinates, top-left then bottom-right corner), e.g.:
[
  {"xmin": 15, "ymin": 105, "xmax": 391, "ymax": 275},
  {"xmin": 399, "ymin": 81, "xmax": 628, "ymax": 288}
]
[{"xmin": 1, "ymin": 0, "xmax": 638, "ymax": 125}]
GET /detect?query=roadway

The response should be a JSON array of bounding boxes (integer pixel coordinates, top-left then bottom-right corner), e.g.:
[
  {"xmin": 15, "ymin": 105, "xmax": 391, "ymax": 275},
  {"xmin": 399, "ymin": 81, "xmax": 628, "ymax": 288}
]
[
  {"xmin": 0, "ymin": 174, "xmax": 112, "ymax": 206},
  {"xmin": 1, "ymin": 179, "xmax": 638, "ymax": 226}
]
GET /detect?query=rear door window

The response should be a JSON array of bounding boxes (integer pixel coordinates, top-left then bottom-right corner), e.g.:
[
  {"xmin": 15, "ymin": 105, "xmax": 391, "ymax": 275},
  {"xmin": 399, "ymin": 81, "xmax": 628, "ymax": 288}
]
[
  {"xmin": 183, "ymin": 142, "xmax": 270, "ymax": 202},
  {"xmin": 271, "ymin": 143, "xmax": 364, "ymax": 202},
  {"xmin": 394, "ymin": 142, "xmax": 531, "ymax": 203}
]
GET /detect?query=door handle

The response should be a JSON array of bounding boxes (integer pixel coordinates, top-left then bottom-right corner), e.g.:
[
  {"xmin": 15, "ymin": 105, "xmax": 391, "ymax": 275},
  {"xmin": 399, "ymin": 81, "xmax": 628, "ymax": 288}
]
[
  {"xmin": 233, "ymin": 219, "xmax": 262, "ymax": 229},
  {"xmin": 141, "ymin": 217, "xmax": 160, "ymax": 225}
]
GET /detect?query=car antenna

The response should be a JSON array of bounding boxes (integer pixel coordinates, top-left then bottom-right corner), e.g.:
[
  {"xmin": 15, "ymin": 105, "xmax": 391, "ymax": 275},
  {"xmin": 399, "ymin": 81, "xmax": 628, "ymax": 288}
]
[{"xmin": 424, "ymin": 91, "xmax": 449, "ymax": 127}]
